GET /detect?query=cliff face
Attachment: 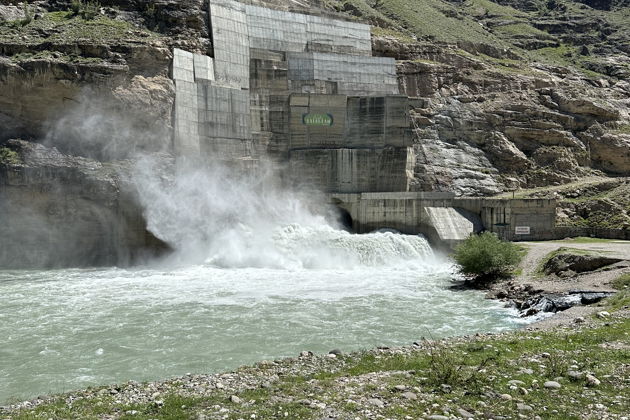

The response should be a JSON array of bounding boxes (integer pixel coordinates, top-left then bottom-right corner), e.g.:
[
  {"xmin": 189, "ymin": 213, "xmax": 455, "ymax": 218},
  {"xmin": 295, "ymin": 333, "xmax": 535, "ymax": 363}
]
[
  {"xmin": 361, "ymin": 0, "xmax": 630, "ymax": 196},
  {"xmin": 0, "ymin": 139, "xmax": 167, "ymax": 268}
]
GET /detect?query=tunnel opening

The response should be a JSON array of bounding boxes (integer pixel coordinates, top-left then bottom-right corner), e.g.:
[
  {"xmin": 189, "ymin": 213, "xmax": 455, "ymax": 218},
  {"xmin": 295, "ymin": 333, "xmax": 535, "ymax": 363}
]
[{"xmin": 328, "ymin": 205, "xmax": 354, "ymax": 232}]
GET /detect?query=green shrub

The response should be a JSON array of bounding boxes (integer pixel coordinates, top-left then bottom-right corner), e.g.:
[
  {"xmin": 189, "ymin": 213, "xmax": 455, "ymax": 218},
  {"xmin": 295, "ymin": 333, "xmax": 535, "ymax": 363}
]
[
  {"xmin": 454, "ymin": 232, "xmax": 523, "ymax": 280},
  {"xmin": 81, "ymin": 1, "xmax": 101, "ymax": 20},
  {"xmin": 0, "ymin": 147, "xmax": 21, "ymax": 165},
  {"xmin": 612, "ymin": 273, "xmax": 630, "ymax": 290},
  {"xmin": 70, "ymin": 0, "xmax": 101, "ymax": 20},
  {"xmin": 71, "ymin": 0, "xmax": 82, "ymax": 15}
]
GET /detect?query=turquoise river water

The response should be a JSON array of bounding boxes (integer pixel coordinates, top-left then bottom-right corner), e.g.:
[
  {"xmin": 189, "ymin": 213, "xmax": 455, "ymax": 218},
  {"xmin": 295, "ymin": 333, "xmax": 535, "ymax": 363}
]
[{"xmin": 0, "ymin": 226, "xmax": 527, "ymax": 404}]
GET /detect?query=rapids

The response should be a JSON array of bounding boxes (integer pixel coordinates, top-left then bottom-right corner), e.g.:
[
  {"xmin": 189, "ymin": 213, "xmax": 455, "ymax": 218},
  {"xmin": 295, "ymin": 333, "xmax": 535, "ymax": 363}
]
[{"xmin": 0, "ymin": 226, "xmax": 526, "ymax": 404}]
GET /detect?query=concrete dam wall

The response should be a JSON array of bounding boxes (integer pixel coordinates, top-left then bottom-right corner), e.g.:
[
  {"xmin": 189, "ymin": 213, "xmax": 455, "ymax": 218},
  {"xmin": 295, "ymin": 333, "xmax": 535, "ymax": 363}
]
[
  {"xmin": 331, "ymin": 192, "xmax": 556, "ymax": 248},
  {"xmin": 171, "ymin": 0, "xmax": 413, "ymax": 192},
  {"xmin": 167, "ymin": 0, "xmax": 558, "ymax": 246}
]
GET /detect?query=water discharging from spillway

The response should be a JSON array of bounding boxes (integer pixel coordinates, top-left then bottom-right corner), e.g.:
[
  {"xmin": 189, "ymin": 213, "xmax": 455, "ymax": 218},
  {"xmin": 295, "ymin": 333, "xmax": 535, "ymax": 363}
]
[{"xmin": 0, "ymin": 161, "xmax": 527, "ymax": 404}]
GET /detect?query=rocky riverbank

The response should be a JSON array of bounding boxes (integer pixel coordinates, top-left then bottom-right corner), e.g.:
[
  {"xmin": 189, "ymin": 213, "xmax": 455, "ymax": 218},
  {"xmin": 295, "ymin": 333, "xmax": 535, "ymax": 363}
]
[
  {"xmin": 469, "ymin": 238, "xmax": 630, "ymax": 319},
  {"xmin": 2, "ymin": 309, "xmax": 628, "ymax": 419}
]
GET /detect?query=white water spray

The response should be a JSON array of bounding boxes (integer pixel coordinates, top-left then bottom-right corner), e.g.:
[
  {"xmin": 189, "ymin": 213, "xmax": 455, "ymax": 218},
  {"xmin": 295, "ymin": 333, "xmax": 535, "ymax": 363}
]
[{"xmin": 132, "ymin": 157, "xmax": 434, "ymax": 269}]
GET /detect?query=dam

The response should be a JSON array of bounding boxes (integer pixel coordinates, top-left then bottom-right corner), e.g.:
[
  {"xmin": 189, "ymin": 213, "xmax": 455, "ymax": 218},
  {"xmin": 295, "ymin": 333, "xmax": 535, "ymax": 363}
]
[{"xmin": 170, "ymin": 0, "xmax": 556, "ymax": 247}]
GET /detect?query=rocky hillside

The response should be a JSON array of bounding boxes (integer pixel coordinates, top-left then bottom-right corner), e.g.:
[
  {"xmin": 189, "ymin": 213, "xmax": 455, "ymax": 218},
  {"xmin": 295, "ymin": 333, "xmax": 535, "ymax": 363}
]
[
  {"xmin": 336, "ymin": 0, "xmax": 630, "ymax": 196},
  {"xmin": 0, "ymin": 0, "xmax": 629, "ymax": 198}
]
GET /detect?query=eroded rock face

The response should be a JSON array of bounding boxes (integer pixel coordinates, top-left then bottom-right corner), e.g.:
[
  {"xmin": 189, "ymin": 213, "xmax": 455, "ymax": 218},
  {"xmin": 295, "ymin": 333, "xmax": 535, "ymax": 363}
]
[
  {"xmin": 589, "ymin": 132, "xmax": 630, "ymax": 174},
  {"xmin": 388, "ymin": 38, "xmax": 630, "ymax": 194},
  {"xmin": 0, "ymin": 139, "xmax": 168, "ymax": 268}
]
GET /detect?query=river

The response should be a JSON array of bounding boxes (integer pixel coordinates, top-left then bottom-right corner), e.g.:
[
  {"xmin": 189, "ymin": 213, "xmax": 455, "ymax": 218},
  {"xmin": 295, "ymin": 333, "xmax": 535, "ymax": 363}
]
[{"xmin": 0, "ymin": 226, "xmax": 526, "ymax": 404}]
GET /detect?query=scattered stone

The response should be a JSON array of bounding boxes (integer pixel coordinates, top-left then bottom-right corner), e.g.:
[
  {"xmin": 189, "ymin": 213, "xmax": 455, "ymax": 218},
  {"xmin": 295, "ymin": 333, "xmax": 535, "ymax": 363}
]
[
  {"xmin": 586, "ymin": 374, "xmax": 601, "ymax": 387},
  {"xmin": 368, "ymin": 398, "xmax": 384, "ymax": 408},
  {"xmin": 500, "ymin": 393, "xmax": 513, "ymax": 400},
  {"xmin": 427, "ymin": 416, "xmax": 449, "ymax": 420},
  {"xmin": 520, "ymin": 368, "xmax": 534, "ymax": 375},
  {"xmin": 402, "ymin": 391, "xmax": 417, "ymax": 400},
  {"xmin": 544, "ymin": 381, "xmax": 561, "ymax": 390},
  {"xmin": 299, "ymin": 351, "xmax": 312, "ymax": 357},
  {"xmin": 394, "ymin": 385, "xmax": 407, "ymax": 391},
  {"xmin": 230, "ymin": 395, "xmax": 241, "ymax": 404},
  {"xmin": 567, "ymin": 371, "xmax": 584, "ymax": 380},
  {"xmin": 596, "ymin": 311, "xmax": 610, "ymax": 319},
  {"xmin": 326, "ymin": 353, "xmax": 336, "ymax": 358},
  {"xmin": 508, "ymin": 380, "xmax": 526, "ymax": 386},
  {"xmin": 215, "ymin": 382, "xmax": 224, "ymax": 389},
  {"xmin": 328, "ymin": 349, "xmax": 342, "ymax": 356},
  {"xmin": 517, "ymin": 403, "xmax": 533, "ymax": 412},
  {"xmin": 518, "ymin": 387, "xmax": 529, "ymax": 396},
  {"xmin": 574, "ymin": 317, "xmax": 585, "ymax": 324},
  {"xmin": 457, "ymin": 407, "xmax": 474, "ymax": 418},
  {"xmin": 440, "ymin": 384, "xmax": 452, "ymax": 393}
]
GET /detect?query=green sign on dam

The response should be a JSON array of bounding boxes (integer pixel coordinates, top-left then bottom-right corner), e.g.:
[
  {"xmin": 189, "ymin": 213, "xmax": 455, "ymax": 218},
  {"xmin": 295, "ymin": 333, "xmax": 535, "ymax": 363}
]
[{"xmin": 302, "ymin": 113, "xmax": 334, "ymax": 126}]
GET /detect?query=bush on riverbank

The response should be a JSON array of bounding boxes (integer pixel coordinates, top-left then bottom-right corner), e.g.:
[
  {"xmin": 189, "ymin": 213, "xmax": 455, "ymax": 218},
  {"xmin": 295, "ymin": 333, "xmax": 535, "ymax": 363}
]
[{"xmin": 454, "ymin": 232, "xmax": 523, "ymax": 280}]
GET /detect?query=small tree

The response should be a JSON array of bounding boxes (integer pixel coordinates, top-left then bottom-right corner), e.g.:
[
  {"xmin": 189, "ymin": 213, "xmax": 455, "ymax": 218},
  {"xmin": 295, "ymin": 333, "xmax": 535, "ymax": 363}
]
[
  {"xmin": 454, "ymin": 232, "xmax": 522, "ymax": 280},
  {"xmin": 70, "ymin": 0, "xmax": 101, "ymax": 20}
]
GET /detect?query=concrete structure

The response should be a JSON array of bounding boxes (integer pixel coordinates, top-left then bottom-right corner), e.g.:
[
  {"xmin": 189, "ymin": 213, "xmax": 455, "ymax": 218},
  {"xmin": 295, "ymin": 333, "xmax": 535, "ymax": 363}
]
[
  {"xmin": 330, "ymin": 192, "xmax": 556, "ymax": 248},
  {"xmin": 169, "ymin": 0, "xmax": 558, "ymax": 248},
  {"xmin": 172, "ymin": 0, "xmax": 406, "ymax": 173},
  {"xmin": 287, "ymin": 53, "xmax": 398, "ymax": 95},
  {"xmin": 290, "ymin": 148, "xmax": 414, "ymax": 193},
  {"xmin": 210, "ymin": 0, "xmax": 250, "ymax": 89},
  {"xmin": 245, "ymin": 4, "xmax": 372, "ymax": 55}
]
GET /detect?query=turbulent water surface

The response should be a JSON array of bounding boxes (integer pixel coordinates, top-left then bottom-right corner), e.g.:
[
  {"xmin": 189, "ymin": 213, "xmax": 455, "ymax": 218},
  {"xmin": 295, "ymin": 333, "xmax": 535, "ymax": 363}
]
[{"xmin": 0, "ymin": 227, "xmax": 525, "ymax": 404}]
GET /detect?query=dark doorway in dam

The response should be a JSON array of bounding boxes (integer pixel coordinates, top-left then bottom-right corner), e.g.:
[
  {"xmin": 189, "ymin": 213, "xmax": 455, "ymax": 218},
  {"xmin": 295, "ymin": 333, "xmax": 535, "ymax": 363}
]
[{"xmin": 328, "ymin": 206, "xmax": 354, "ymax": 231}]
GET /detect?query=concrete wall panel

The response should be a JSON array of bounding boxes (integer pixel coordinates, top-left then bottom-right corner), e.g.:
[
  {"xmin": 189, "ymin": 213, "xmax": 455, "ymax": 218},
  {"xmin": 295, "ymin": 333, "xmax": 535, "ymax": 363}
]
[{"xmin": 210, "ymin": 0, "xmax": 250, "ymax": 89}]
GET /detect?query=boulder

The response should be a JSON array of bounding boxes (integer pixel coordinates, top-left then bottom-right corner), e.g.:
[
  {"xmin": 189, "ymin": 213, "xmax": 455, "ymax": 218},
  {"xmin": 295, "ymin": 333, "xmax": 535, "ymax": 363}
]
[
  {"xmin": 589, "ymin": 132, "xmax": 630, "ymax": 175},
  {"xmin": 543, "ymin": 252, "xmax": 623, "ymax": 275}
]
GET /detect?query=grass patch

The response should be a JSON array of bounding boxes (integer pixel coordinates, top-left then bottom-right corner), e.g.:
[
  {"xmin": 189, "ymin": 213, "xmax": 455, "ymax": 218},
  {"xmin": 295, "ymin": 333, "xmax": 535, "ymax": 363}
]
[
  {"xmin": 0, "ymin": 10, "xmax": 158, "ymax": 46},
  {"xmin": 614, "ymin": 124, "xmax": 630, "ymax": 134},
  {"xmin": 612, "ymin": 273, "xmax": 630, "ymax": 290},
  {"xmin": 370, "ymin": 26, "xmax": 415, "ymax": 43},
  {"xmin": 552, "ymin": 237, "xmax": 620, "ymax": 244},
  {"xmin": 604, "ymin": 291, "xmax": 630, "ymax": 312},
  {"xmin": 330, "ymin": 0, "xmax": 507, "ymax": 45},
  {"xmin": 495, "ymin": 22, "xmax": 551, "ymax": 37}
]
